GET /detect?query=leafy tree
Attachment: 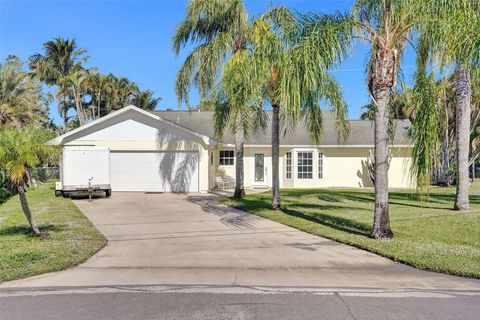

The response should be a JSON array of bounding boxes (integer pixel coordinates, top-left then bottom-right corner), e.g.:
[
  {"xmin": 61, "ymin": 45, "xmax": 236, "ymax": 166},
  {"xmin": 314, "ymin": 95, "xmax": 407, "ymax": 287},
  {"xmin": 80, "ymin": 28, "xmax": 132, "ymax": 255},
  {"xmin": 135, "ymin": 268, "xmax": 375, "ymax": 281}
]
[
  {"xmin": 173, "ymin": 0, "xmax": 253, "ymax": 198},
  {"xmin": 0, "ymin": 126, "xmax": 53, "ymax": 237}
]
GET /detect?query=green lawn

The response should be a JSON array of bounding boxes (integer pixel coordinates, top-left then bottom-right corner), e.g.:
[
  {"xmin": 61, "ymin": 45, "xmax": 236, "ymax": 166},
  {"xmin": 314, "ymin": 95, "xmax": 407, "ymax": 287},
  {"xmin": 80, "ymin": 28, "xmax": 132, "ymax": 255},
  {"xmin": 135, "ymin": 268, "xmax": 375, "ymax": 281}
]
[
  {"xmin": 0, "ymin": 182, "xmax": 106, "ymax": 283},
  {"xmin": 222, "ymin": 184, "xmax": 480, "ymax": 278}
]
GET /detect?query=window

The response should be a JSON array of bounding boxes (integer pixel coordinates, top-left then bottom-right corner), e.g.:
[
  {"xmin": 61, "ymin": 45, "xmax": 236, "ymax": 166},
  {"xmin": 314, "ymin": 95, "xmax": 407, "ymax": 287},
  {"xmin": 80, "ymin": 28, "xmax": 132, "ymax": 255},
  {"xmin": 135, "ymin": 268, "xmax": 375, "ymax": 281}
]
[
  {"xmin": 285, "ymin": 152, "xmax": 292, "ymax": 179},
  {"xmin": 210, "ymin": 152, "xmax": 214, "ymax": 166},
  {"xmin": 219, "ymin": 150, "xmax": 234, "ymax": 166},
  {"xmin": 318, "ymin": 152, "xmax": 323, "ymax": 179},
  {"xmin": 297, "ymin": 152, "xmax": 313, "ymax": 179}
]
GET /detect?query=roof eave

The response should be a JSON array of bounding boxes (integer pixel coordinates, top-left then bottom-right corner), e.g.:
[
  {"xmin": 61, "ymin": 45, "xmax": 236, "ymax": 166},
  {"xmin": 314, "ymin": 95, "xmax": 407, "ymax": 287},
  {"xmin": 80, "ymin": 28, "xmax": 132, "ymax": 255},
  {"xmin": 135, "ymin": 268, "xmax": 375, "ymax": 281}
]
[{"xmin": 48, "ymin": 105, "xmax": 217, "ymax": 146}]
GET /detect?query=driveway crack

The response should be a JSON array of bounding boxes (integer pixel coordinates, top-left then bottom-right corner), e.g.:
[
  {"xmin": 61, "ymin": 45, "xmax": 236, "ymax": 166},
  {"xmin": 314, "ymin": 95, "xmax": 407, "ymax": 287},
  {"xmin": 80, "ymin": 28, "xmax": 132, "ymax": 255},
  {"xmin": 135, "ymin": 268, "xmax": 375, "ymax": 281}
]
[{"xmin": 335, "ymin": 292, "xmax": 359, "ymax": 320}]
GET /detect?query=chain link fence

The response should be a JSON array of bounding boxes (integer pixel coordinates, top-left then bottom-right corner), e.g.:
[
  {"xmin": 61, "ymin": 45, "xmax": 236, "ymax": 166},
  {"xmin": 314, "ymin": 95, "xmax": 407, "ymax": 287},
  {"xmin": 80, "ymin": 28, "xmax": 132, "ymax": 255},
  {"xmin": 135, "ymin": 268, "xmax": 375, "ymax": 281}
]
[{"xmin": 28, "ymin": 167, "xmax": 60, "ymax": 183}]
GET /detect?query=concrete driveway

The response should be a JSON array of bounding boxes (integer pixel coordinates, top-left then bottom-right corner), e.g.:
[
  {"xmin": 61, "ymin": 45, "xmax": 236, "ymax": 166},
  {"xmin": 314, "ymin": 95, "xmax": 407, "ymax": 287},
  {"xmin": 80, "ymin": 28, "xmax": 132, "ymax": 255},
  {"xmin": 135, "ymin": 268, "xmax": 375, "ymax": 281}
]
[{"xmin": 3, "ymin": 192, "xmax": 480, "ymax": 290}]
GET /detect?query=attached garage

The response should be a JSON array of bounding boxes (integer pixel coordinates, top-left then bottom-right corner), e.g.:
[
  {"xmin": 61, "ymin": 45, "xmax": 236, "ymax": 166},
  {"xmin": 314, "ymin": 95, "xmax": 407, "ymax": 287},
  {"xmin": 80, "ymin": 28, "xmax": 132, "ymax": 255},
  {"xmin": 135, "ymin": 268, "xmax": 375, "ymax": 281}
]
[
  {"xmin": 48, "ymin": 106, "xmax": 215, "ymax": 194},
  {"xmin": 110, "ymin": 151, "xmax": 199, "ymax": 192}
]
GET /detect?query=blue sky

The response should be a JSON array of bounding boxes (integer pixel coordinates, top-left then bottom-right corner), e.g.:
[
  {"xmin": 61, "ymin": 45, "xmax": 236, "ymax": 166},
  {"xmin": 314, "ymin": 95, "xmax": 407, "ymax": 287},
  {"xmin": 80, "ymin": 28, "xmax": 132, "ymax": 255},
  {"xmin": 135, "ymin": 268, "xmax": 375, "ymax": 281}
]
[{"xmin": 0, "ymin": 0, "xmax": 416, "ymax": 125}]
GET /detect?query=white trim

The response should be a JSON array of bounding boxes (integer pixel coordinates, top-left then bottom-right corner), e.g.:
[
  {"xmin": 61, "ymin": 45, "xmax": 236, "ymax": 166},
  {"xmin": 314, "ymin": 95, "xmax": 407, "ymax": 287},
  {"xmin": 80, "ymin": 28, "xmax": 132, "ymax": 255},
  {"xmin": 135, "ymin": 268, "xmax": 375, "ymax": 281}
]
[
  {"xmin": 48, "ymin": 105, "xmax": 217, "ymax": 146},
  {"xmin": 296, "ymin": 150, "xmax": 314, "ymax": 180},
  {"xmin": 242, "ymin": 144, "xmax": 413, "ymax": 148}
]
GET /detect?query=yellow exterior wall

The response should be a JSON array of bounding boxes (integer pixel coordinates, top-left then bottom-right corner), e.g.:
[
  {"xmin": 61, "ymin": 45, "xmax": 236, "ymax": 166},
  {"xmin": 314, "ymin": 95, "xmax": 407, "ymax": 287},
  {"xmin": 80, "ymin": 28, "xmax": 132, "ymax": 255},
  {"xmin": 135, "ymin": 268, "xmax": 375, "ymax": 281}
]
[{"xmin": 212, "ymin": 146, "xmax": 413, "ymax": 189}]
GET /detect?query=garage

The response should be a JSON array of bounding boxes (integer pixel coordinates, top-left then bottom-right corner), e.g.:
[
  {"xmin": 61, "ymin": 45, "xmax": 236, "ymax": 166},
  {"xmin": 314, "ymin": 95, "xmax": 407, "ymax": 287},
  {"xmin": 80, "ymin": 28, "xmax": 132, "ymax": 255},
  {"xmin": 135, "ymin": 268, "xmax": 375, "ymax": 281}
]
[
  {"xmin": 48, "ymin": 106, "xmax": 213, "ymax": 194},
  {"xmin": 110, "ymin": 151, "xmax": 200, "ymax": 192}
]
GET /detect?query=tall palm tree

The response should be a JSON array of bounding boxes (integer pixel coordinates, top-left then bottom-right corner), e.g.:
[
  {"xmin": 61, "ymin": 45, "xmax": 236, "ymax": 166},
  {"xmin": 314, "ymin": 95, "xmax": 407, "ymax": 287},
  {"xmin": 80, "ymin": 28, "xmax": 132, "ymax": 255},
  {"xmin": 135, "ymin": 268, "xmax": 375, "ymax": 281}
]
[
  {"xmin": 415, "ymin": 1, "xmax": 479, "ymax": 209},
  {"xmin": 334, "ymin": 0, "xmax": 474, "ymax": 238},
  {"xmin": 248, "ymin": 9, "xmax": 351, "ymax": 209},
  {"xmin": 29, "ymin": 37, "xmax": 88, "ymax": 125},
  {"xmin": 348, "ymin": 0, "xmax": 418, "ymax": 238},
  {"xmin": 173, "ymin": 0, "xmax": 252, "ymax": 198},
  {"xmin": 0, "ymin": 126, "xmax": 52, "ymax": 237}
]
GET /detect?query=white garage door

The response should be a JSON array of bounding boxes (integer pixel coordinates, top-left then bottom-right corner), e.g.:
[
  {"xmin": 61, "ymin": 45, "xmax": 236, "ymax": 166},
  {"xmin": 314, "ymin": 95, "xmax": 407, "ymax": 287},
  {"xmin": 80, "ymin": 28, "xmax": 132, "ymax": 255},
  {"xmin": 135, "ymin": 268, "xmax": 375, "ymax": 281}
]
[{"xmin": 110, "ymin": 151, "xmax": 199, "ymax": 192}]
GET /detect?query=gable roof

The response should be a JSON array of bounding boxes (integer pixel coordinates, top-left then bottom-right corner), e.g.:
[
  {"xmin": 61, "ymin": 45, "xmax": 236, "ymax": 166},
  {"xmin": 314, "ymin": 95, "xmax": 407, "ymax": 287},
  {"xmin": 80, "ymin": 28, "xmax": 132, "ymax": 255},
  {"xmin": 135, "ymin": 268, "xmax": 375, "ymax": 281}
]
[
  {"xmin": 153, "ymin": 110, "xmax": 412, "ymax": 147},
  {"xmin": 48, "ymin": 105, "xmax": 412, "ymax": 147},
  {"xmin": 48, "ymin": 105, "xmax": 216, "ymax": 146}
]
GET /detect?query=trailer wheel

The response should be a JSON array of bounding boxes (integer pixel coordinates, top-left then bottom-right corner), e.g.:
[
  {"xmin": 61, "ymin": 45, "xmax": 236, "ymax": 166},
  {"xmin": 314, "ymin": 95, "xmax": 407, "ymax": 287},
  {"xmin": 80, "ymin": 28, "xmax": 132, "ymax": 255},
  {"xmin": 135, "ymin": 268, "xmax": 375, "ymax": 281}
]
[
  {"xmin": 55, "ymin": 190, "xmax": 63, "ymax": 197},
  {"xmin": 105, "ymin": 189, "xmax": 112, "ymax": 197}
]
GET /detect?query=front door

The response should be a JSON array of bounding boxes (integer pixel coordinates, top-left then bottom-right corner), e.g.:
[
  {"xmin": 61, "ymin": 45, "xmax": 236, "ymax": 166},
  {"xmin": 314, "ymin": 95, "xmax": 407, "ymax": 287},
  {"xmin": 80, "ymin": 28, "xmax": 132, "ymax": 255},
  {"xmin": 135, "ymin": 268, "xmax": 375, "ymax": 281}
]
[{"xmin": 254, "ymin": 153, "xmax": 266, "ymax": 185}]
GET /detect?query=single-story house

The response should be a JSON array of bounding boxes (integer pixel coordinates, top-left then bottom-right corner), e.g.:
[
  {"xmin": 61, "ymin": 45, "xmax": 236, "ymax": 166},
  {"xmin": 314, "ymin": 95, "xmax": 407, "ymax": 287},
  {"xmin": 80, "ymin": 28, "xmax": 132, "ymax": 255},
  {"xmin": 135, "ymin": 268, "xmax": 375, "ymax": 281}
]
[{"xmin": 48, "ymin": 105, "xmax": 413, "ymax": 193}]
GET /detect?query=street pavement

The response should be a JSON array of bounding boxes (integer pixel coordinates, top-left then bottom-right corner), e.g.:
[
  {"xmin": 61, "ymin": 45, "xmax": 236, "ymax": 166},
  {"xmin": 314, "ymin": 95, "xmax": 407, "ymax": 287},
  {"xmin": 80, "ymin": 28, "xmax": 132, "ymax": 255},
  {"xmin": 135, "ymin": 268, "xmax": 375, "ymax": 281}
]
[{"xmin": 1, "ymin": 285, "xmax": 480, "ymax": 320}]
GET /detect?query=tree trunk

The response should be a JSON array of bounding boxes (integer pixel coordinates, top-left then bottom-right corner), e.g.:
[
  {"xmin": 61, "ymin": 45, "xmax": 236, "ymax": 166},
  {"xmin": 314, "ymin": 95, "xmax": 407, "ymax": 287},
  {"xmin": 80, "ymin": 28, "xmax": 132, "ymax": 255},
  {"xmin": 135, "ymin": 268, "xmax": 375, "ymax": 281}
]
[
  {"xmin": 72, "ymin": 87, "xmax": 86, "ymax": 126},
  {"xmin": 370, "ymin": 46, "xmax": 396, "ymax": 239},
  {"xmin": 62, "ymin": 95, "xmax": 69, "ymax": 127},
  {"xmin": 17, "ymin": 184, "xmax": 41, "ymax": 236},
  {"xmin": 372, "ymin": 86, "xmax": 393, "ymax": 238},
  {"xmin": 233, "ymin": 111, "xmax": 246, "ymax": 198},
  {"xmin": 440, "ymin": 93, "xmax": 450, "ymax": 185},
  {"xmin": 454, "ymin": 65, "xmax": 471, "ymax": 210},
  {"xmin": 97, "ymin": 91, "xmax": 101, "ymax": 119},
  {"xmin": 271, "ymin": 103, "xmax": 281, "ymax": 209}
]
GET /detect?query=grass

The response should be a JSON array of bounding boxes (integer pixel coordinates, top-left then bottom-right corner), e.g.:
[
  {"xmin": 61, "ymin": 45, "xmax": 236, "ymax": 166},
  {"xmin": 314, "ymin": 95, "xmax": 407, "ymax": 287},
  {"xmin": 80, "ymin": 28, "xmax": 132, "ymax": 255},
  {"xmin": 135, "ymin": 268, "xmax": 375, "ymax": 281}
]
[
  {"xmin": 0, "ymin": 182, "xmax": 107, "ymax": 283},
  {"xmin": 222, "ymin": 183, "xmax": 480, "ymax": 278}
]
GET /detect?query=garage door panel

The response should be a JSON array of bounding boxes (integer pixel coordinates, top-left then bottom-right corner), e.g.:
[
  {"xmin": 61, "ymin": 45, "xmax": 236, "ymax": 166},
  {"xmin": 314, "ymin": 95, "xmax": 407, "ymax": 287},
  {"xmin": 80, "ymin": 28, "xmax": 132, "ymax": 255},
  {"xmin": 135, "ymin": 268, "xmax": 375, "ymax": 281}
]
[{"xmin": 110, "ymin": 151, "xmax": 199, "ymax": 192}]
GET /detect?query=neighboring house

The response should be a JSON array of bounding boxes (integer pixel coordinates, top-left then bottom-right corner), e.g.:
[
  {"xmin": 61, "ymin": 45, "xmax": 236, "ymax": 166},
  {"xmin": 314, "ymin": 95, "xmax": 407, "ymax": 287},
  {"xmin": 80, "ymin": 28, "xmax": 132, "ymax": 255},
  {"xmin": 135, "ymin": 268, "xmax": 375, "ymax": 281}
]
[{"xmin": 48, "ymin": 105, "xmax": 413, "ymax": 193}]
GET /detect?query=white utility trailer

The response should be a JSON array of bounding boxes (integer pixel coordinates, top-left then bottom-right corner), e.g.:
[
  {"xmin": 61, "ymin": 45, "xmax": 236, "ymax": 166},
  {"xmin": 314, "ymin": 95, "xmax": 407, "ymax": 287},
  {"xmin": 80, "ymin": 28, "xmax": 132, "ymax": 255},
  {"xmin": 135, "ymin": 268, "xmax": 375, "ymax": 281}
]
[{"xmin": 55, "ymin": 146, "xmax": 111, "ymax": 197}]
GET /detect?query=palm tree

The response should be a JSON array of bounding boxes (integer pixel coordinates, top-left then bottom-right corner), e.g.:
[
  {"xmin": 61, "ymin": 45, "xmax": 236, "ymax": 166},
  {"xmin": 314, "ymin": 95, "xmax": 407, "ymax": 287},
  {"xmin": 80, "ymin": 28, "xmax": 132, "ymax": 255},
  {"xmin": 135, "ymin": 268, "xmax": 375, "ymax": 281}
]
[
  {"xmin": 247, "ymin": 9, "xmax": 351, "ymax": 209},
  {"xmin": 60, "ymin": 70, "xmax": 89, "ymax": 125},
  {"xmin": 330, "ymin": 0, "xmax": 476, "ymax": 238},
  {"xmin": 86, "ymin": 70, "xmax": 109, "ymax": 120},
  {"xmin": 414, "ymin": 1, "xmax": 479, "ymax": 209},
  {"xmin": 173, "ymin": 0, "xmax": 252, "ymax": 199},
  {"xmin": 410, "ymin": 40, "xmax": 440, "ymax": 192},
  {"xmin": 105, "ymin": 75, "xmax": 138, "ymax": 111},
  {"xmin": 360, "ymin": 103, "xmax": 375, "ymax": 120},
  {"xmin": 444, "ymin": 4, "xmax": 478, "ymax": 210},
  {"xmin": 0, "ymin": 126, "xmax": 52, "ymax": 237},
  {"xmin": 133, "ymin": 90, "xmax": 161, "ymax": 111},
  {"xmin": 29, "ymin": 37, "xmax": 88, "ymax": 125},
  {"xmin": 0, "ymin": 56, "xmax": 48, "ymax": 128}
]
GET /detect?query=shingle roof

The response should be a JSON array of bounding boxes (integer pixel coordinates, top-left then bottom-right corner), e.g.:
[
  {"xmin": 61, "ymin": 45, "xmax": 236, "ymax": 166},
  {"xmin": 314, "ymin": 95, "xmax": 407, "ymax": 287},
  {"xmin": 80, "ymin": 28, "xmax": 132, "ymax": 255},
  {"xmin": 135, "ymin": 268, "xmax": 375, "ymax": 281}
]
[{"xmin": 153, "ymin": 110, "xmax": 412, "ymax": 146}]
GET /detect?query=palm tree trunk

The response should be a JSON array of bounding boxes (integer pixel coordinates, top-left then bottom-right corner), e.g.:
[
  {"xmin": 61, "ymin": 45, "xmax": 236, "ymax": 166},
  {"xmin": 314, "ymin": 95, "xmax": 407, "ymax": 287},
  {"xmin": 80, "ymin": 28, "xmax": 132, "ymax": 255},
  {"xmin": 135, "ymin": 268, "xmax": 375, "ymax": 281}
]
[
  {"xmin": 17, "ymin": 184, "xmax": 40, "ymax": 236},
  {"xmin": 62, "ymin": 96, "xmax": 68, "ymax": 127},
  {"xmin": 272, "ymin": 103, "xmax": 281, "ymax": 209},
  {"xmin": 72, "ymin": 87, "xmax": 86, "ymax": 126},
  {"xmin": 454, "ymin": 65, "xmax": 471, "ymax": 210},
  {"xmin": 372, "ymin": 86, "xmax": 393, "ymax": 238},
  {"xmin": 97, "ymin": 91, "xmax": 101, "ymax": 119},
  {"xmin": 234, "ymin": 111, "xmax": 246, "ymax": 198},
  {"xmin": 440, "ymin": 92, "xmax": 450, "ymax": 185}
]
